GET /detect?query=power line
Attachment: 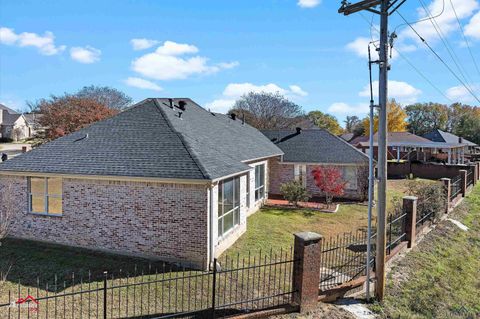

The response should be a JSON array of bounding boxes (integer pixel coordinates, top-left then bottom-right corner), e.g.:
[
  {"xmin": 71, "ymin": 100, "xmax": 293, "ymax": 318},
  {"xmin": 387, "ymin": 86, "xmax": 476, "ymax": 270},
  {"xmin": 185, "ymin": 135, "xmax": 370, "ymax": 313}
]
[
  {"xmin": 359, "ymin": 12, "xmax": 453, "ymax": 102},
  {"xmin": 392, "ymin": 0, "xmax": 445, "ymax": 33},
  {"xmin": 449, "ymin": 0, "xmax": 480, "ymax": 78},
  {"xmin": 396, "ymin": 10, "xmax": 480, "ymax": 103},
  {"xmin": 417, "ymin": 0, "xmax": 475, "ymax": 92}
]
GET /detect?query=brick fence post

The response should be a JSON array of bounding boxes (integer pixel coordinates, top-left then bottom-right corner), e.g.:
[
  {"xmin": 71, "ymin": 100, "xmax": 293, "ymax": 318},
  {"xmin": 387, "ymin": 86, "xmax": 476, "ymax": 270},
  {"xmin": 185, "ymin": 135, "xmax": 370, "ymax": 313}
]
[
  {"xmin": 470, "ymin": 165, "xmax": 477, "ymax": 186},
  {"xmin": 402, "ymin": 196, "xmax": 418, "ymax": 248},
  {"xmin": 441, "ymin": 178, "xmax": 451, "ymax": 213},
  {"xmin": 477, "ymin": 162, "xmax": 480, "ymax": 181},
  {"xmin": 459, "ymin": 170, "xmax": 468, "ymax": 197},
  {"xmin": 292, "ymin": 232, "xmax": 322, "ymax": 313}
]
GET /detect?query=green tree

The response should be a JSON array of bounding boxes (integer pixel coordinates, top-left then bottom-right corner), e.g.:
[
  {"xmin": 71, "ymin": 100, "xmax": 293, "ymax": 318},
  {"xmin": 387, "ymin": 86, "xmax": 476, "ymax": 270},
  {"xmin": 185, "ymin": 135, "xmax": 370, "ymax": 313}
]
[
  {"xmin": 344, "ymin": 116, "xmax": 361, "ymax": 133},
  {"xmin": 308, "ymin": 111, "xmax": 344, "ymax": 135},
  {"xmin": 405, "ymin": 102, "xmax": 449, "ymax": 136},
  {"xmin": 449, "ymin": 103, "xmax": 480, "ymax": 145}
]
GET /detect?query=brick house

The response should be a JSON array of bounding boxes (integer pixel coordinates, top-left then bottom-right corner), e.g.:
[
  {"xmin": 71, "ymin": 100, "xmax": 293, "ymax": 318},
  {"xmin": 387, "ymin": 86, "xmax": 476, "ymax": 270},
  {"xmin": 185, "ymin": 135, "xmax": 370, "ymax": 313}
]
[
  {"xmin": 262, "ymin": 128, "xmax": 369, "ymax": 201},
  {"xmin": 0, "ymin": 98, "xmax": 283, "ymax": 268}
]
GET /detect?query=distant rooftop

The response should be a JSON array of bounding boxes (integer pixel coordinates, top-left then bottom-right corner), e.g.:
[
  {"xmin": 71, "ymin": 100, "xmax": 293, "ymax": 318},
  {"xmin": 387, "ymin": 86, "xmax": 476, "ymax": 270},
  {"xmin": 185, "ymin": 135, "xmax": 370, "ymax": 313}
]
[{"xmin": 423, "ymin": 129, "xmax": 477, "ymax": 147}]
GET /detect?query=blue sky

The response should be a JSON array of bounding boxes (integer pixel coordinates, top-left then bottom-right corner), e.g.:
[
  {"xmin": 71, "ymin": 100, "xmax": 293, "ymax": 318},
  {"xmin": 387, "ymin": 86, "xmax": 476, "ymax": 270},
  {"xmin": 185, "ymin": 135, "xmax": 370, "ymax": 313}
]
[{"xmin": 1, "ymin": 0, "xmax": 479, "ymax": 125}]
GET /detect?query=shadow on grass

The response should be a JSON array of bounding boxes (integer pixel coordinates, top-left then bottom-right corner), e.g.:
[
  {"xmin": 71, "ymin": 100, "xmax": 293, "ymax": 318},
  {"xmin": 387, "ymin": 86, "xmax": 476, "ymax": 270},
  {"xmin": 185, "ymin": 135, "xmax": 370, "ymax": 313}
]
[{"xmin": 0, "ymin": 238, "xmax": 188, "ymax": 291}]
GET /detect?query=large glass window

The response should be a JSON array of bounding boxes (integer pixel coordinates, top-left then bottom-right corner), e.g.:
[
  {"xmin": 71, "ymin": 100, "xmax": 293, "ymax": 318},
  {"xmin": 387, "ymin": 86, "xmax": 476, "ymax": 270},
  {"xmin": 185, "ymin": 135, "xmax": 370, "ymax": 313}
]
[
  {"xmin": 218, "ymin": 176, "xmax": 240, "ymax": 237},
  {"xmin": 255, "ymin": 164, "xmax": 265, "ymax": 201},
  {"xmin": 29, "ymin": 177, "xmax": 63, "ymax": 215}
]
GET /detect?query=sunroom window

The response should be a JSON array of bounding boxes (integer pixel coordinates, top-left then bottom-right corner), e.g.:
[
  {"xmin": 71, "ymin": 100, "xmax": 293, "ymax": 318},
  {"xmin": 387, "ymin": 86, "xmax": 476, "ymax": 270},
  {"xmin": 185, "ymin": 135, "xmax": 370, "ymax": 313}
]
[
  {"xmin": 218, "ymin": 176, "xmax": 240, "ymax": 237},
  {"xmin": 29, "ymin": 177, "xmax": 63, "ymax": 215},
  {"xmin": 255, "ymin": 164, "xmax": 265, "ymax": 201}
]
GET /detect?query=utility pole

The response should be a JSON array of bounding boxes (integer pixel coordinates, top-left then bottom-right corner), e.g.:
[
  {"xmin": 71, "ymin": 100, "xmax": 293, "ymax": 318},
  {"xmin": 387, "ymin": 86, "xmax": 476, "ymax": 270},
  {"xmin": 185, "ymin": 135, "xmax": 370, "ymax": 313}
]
[{"xmin": 338, "ymin": 0, "xmax": 406, "ymax": 301}]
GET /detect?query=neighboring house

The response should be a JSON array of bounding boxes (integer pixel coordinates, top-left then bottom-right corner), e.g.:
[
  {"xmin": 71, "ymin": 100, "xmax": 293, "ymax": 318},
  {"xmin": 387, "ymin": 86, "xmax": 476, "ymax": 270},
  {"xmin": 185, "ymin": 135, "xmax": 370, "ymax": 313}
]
[
  {"xmin": 339, "ymin": 132, "xmax": 354, "ymax": 143},
  {"xmin": 262, "ymin": 128, "xmax": 369, "ymax": 201},
  {"xmin": 351, "ymin": 131, "xmax": 469, "ymax": 164},
  {"xmin": 0, "ymin": 104, "xmax": 40, "ymax": 141},
  {"xmin": 0, "ymin": 98, "xmax": 283, "ymax": 268},
  {"xmin": 423, "ymin": 129, "xmax": 479, "ymax": 155}
]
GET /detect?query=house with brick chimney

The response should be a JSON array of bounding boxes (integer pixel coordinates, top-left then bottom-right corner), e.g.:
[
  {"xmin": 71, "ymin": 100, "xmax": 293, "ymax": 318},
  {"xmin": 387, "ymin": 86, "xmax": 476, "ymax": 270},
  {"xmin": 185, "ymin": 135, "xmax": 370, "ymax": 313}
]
[
  {"xmin": 0, "ymin": 98, "xmax": 283, "ymax": 268},
  {"xmin": 262, "ymin": 129, "xmax": 369, "ymax": 201}
]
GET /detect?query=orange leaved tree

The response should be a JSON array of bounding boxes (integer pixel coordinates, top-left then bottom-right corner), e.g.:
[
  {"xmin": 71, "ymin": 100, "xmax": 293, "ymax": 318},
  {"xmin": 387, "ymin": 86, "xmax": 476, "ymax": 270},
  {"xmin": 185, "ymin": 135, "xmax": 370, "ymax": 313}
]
[
  {"xmin": 38, "ymin": 96, "xmax": 118, "ymax": 140},
  {"xmin": 311, "ymin": 166, "xmax": 347, "ymax": 206}
]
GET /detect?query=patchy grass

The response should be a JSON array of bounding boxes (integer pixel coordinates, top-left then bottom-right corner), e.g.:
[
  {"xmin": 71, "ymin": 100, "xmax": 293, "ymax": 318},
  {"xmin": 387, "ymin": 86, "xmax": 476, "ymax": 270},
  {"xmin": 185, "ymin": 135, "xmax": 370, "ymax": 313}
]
[
  {"xmin": 371, "ymin": 184, "xmax": 480, "ymax": 319},
  {"xmin": 225, "ymin": 179, "xmax": 423, "ymax": 258}
]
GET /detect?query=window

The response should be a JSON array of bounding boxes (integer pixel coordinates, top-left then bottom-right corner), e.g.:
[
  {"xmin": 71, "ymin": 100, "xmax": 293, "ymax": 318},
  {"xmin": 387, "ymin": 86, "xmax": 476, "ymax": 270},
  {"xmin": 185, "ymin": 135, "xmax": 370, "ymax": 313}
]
[
  {"xmin": 294, "ymin": 164, "xmax": 307, "ymax": 187},
  {"xmin": 29, "ymin": 177, "xmax": 63, "ymax": 215},
  {"xmin": 246, "ymin": 172, "xmax": 250, "ymax": 208},
  {"xmin": 218, "ymin": 176, "xmax": 240, "ymax": 237},
  {"xmin": 255, "ymin": 164, "xmax": 265, "ymax": 201},
  {"xmin": 342, "ymin": 167, "xmax": 357, "ymax": 190}
]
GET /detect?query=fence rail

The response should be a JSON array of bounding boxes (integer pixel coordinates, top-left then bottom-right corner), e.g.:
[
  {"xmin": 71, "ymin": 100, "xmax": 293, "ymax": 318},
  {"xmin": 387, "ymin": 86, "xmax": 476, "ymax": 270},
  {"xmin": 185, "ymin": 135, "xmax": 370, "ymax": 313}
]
[
  {"xmin": 0, "ymin": 250, "xmax": 297, "ymax": 319},
  {"xmin": 450, "ymin": 175, "xmax": 462, "ymax": 200},
  {"xmin": 466, "ymin": 169, "xmax": 474, "ymax": 188}
]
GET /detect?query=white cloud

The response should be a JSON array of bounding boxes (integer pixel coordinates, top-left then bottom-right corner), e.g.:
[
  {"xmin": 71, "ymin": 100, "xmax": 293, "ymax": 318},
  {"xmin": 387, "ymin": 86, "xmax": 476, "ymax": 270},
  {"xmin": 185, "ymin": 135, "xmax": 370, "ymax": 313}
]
[
  {"xmin": 297, "ymin": 0, "xmax": 321, "ymax": 8},
  {"xmin": 131, "ymin": 40, "xmax": 238, "ymax": 80},
  {"xmin": 400, "ymin": 0, "xmax": 479, "ymax": 46},
  {"xmin": 130, "ymin": 38, "xmax": 160, "ymax": 50},
  {"xmin": 346, "ymin": 37, "xmax": 372, "ymax": 59},
  {"xmin": 70, "ymin": 46, "xmax": 101, "ymax": 63},
  {"xmin": 359, "ymin": 80, "xmax": 422, "ymax": 105},
  {"xmin": 0, "ymin": 27, "xmax": 65, "ymax": 55},
  {"xmin": 327, "ymin": 102, "xmax": 369, "ymax": 115},
  {"xmin": 445, "ymin": 83, "xmax": 480, "ymax": 103},
  {"xmin": 465, "ymin": 11, "xmax": 480, "ymax": 39},
  {"xmin": 206, "ymin": 82, "xmax": 308, "ymax": 113},
  {"xmin": 124, "ymin": 77, "xmax": 163, "ymax": 91}
]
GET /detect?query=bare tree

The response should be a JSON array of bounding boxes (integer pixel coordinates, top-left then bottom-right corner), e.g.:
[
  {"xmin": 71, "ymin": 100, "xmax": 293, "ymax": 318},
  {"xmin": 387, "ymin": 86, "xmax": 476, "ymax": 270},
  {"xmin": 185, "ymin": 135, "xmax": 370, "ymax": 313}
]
[
  {"xmin": 0, "ymin": 183, "xmax": 14, "ymax": 246},
  {"xmin": 75, "ymin": 85, "xmax": 133, "ymax": 110},
  {"xmin": 230, "ymin": 92, "xmax": 304, "ymax": 129}
]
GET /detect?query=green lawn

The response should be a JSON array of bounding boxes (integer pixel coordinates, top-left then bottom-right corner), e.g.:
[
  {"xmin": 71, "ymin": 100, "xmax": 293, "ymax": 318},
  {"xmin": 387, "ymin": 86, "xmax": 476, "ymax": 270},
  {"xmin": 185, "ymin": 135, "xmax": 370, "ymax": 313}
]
[
  {"xmin": 224, "ymin": 179, "xmax": 421, "ymax": 259},
  {"xmin": 371, "ymin": 184, "xmax": 480, "ymax": 318}
]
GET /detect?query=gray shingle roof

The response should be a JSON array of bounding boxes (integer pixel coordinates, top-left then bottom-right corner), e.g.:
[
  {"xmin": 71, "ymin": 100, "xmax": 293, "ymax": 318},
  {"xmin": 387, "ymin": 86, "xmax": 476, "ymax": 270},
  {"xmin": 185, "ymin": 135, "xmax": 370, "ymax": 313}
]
[
  {"xmin": 423, "ymin": 129, "xmax": 477, "ymax": 146},
  {"xmin": 0, "ymin": 98, "xmax": 282, "ymax": 180},
  {"xmin": 262, "ymin": 129, "xmax": 369, "ymax": 164},
  {"xmin": 0, "ymin": 104, "xmax": 19, "ymax": 114}
]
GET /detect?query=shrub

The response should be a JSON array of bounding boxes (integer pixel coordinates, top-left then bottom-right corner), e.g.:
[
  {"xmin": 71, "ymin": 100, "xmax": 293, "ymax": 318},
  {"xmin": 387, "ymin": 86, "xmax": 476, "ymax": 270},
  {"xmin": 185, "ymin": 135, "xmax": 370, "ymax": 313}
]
[
  {"xmin": 406, "ymin": 180, "xmax": 446, "ymax": 222},
  {"xmin": 280, "ymin": 180, "xmax": 310, "ymax": 206}
]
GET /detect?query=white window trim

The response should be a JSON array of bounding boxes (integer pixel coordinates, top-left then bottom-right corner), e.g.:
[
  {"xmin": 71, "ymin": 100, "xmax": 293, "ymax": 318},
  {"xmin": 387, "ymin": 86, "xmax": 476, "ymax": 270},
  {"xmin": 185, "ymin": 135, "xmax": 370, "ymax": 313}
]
[
  {"xmin": 294, "ymin": 164, "xmax": 307, "ymax": 187},
  {"xmin": 28, "ymin": 177, "xmax": 63, "ymax": 216},
  {"xmin": 218, "ymin": 177, "xmax": 240, "ymax": 239},
  {"xmin": 254, "ymin": 164, "xmax": 266, "ymax": 202}
]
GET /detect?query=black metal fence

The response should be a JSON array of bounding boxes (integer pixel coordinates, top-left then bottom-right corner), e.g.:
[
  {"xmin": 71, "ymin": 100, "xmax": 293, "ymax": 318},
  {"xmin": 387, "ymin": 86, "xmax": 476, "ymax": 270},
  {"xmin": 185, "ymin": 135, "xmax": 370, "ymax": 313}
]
[
  {"xmin": 386, "ymin": 210, "xmax": 407, "ymax": 255},
  {"xmin": 466, "ymin": 169, "xmax": 475, "ymax": 188},
  {"xmin": 450, "ymin": 175, "xmax": 462, "ymax": 200},
  {"xmin": 0, "ymin": 250, "xmax": 297, "ymax": 319}
]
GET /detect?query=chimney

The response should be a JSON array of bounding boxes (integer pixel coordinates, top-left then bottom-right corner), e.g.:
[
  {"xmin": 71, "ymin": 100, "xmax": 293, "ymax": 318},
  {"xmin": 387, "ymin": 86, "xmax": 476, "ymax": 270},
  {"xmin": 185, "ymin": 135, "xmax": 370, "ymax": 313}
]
[
  {"xmin": 230, "ymin": 113, "xmax": 237, "ymax": 121},
  {"xmin": 296, "ymin": 127, "xmax": 302, "ymax": 134},
  {"xmin": 178, "ymin": 100, "xmax": 186, "ymax": 111}
]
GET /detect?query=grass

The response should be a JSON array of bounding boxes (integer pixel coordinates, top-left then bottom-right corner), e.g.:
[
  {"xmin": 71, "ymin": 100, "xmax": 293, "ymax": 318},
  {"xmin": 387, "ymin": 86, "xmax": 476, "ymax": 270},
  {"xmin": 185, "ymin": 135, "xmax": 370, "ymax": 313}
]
[
  {"xmin": 224, "ymin": 179, "xmax": 421, "ymax": 258},
  {"xmin": 371, "ymin": 184, "xmax": 480, "ymax": 319}
]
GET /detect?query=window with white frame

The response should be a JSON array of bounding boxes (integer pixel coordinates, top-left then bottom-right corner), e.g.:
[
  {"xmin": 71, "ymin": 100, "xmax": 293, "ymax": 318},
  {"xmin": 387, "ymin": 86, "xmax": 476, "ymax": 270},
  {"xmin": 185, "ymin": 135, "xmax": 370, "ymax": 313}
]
[
  {"xmin": 28, "ymin": 177, "xmax": 63, "ymax": 215},
  {"xmin": 294, "ymin": 164, "xmax": 307, "ymax": 187},
  {"xmin": 246, "ymin": 172, "xmax": 250, "ymax": 208},
  {"xmin": 342, "ymin": 167, "xmax": 357, "ymax": 190},
  {"xmin": 218, "ymin": 176, "xmax": 240, "ymax": 237},
  {"xmin": 254, "ymin": 164, "xmax": 265, "ymax": 201}
]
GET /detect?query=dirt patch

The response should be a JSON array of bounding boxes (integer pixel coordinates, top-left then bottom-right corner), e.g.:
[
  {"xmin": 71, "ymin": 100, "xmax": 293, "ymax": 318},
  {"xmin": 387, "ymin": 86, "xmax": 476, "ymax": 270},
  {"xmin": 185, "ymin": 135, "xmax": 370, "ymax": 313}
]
[{"xmin": 271, "ymin": 302, "xmax": 356, "ymax": 319}]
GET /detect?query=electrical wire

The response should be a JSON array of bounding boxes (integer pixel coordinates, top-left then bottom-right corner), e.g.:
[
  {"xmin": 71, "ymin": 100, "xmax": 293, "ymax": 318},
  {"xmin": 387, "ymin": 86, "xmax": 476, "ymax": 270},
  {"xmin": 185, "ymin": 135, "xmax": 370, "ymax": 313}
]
[
  {"xmin": 396, "ymin": 10, "xmax": 480, "ymax": 103},
  {"xmin": 359, "ymin": 12, "xmax": 453, "ymax": 102},
  {"xmin": 449, "ymin": 0, "xmax": 480, "ymax": 78},
  {"xmin": 392, "ymin": 0, "xmax": 445, "ymax": 34},
  {"xmin": 417, "ymin": 0, "xmax": 475, "ymax": 92}
]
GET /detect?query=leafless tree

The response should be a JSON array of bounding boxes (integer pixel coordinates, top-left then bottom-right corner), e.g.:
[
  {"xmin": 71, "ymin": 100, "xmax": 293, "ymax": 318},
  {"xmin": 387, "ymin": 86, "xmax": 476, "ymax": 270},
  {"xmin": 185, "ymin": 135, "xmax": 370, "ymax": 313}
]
[
  {"xmin": 0, "ymin": 182, "xmax": 14, "ymax": 246},
  {"xmin": 230, "ymin": 92, "xmax": 305, "ymax": 130}
]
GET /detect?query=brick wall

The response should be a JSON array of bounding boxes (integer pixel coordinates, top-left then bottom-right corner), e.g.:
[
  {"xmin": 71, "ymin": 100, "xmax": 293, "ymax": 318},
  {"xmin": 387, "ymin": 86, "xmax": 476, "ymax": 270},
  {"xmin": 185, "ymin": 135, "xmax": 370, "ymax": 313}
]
[
  {"xmin": 268, "ymin": 157, "xmax": 368, "ymax": 201},
  {"xmin": 388, "ymin": 162, "xmax": 473, "ymax": 180},
  {"xmin": 0, "ymin": 176, "xmax": 209, "ymax": 268}
]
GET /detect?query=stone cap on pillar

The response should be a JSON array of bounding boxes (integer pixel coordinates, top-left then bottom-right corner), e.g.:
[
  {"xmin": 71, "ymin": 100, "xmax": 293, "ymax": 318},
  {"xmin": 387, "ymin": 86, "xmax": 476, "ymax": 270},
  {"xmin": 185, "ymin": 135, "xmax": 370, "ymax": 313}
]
[
  {"xmin": 294, "ymin": 232, "xmax": 322, "ymax": 244},
  {"xmin": 440, "ymin": 177, "xmax": 451, "ymax": 181},
  {"xmin": 403, "ymin": 196, "xmax": 418, "ymax": 201}
]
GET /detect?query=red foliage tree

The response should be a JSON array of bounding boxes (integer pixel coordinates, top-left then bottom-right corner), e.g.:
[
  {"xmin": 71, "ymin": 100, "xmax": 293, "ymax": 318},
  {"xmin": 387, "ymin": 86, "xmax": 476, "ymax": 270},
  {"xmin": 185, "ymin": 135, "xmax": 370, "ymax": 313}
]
[
  {"xmin": 38, "ymin": 96, "xmax": 118, "ymax": 140},
  {"xmin": 311, "ymin": 166, "xmax": 347, "ymax": 206}
]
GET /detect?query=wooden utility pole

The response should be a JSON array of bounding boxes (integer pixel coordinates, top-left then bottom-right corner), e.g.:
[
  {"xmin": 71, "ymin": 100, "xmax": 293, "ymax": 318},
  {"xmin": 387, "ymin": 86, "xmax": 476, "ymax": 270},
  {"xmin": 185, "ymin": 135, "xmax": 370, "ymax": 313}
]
[{"xmin": 338, "ymin": 0, "xmax": 406, "ymax": 301}]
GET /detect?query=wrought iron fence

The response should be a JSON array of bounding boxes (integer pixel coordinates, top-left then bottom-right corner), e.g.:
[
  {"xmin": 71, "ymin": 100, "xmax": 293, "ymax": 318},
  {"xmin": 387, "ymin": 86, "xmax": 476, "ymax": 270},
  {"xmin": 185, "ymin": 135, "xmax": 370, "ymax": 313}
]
[
  {"xmin": 0, "ymin": 250, "xmax": 297, "ymax": 319},
  {"xmin": 450, "ymin": 175, "xmax": 462, "ymax": 200},
  {"xmin": 466, "ymin": 169, "xmax": 474, "ymax": 188},
  {"xmin": 386, "ymin": 211, "xmax": 407, "ymax": 255}
]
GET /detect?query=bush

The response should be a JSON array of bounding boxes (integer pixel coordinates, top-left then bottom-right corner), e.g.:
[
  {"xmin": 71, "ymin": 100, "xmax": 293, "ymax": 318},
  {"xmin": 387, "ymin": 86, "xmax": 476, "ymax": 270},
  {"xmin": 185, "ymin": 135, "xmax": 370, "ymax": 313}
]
[
  {"xmin": 280, "ymin": 180, "xmax": 310, "ymax": 206},
  {"xmin": 406, "ymin": 180, "xmax": 446, "ymax": 222},
  {"xmin": 0, "ymin": 138, "xmax": 13, "ymax": 143}
]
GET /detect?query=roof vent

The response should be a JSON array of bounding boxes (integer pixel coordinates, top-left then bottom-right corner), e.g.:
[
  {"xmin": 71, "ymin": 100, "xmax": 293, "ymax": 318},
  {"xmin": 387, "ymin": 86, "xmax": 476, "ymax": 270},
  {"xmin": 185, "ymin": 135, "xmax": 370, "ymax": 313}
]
[
  {"xmin": 230, "ymin": 113, "xmax": 237, "ymax": 121},
  {"xmin": 459, "ymin": 137, "xmax": 463, "ymax": 144},
  {"xmin": 168, "ymin": 98, "xmax": 174, "ymax": 108},
  {"xmin": 242, "ymin": 113, "xmax": 245, "ymax": 125},
  {"xmin": 296, "ymin": 127, "xmax": 302, "ymax": 134},
  {"xmin": 178, "ymin": 100, "xmax": 186, "ymax": 111},
  {"xmin": 74, "ymin": 133, "xmax": 89, "ymax": 142},
  {"xmin": 178, "ymin": 111, "xmax": 183, "ymax": 119}
]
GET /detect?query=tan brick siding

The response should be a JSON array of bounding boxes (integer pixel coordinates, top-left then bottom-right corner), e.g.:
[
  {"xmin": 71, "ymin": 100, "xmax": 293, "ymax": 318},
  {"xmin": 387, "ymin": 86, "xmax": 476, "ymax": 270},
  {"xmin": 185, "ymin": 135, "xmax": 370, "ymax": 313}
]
[{"xmin": 0, "ymin": 176, "xmax": 209, "ymax": 268}]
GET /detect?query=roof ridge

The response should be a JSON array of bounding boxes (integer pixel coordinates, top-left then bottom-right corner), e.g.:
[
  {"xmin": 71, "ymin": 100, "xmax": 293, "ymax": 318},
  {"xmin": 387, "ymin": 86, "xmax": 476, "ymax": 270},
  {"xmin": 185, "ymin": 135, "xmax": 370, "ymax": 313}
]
[
  {"xmin": 321, "ymin": 128, "xmax": 370, "ymax": 160},
  {"xmin": 152, "ymin": 99, "xmax": 211, "ymax": 180}
]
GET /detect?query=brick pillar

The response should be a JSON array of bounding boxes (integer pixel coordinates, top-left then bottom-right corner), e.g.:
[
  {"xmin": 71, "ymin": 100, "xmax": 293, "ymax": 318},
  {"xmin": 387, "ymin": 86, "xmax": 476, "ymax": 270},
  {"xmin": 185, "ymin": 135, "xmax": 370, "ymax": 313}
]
[
  {"xmin": 459, "ymin": 170, "xmax": 468, "ymax": 197},
  {"xmin": 402, "ymin": 196, "xmax": 417, "ymax": 248},
  {"xmin": 292, "ymin": 232, "xmax": 322, "ymax": 313},
  {"xmin": 476, "ymin": 162, "xmax": 480, "ymax": 182},
  {"xmin": 441, "ymin": 178, "xmax": 451, "ymax": 213},
  {"xmin": 22, "ymin": 146, "xmax": 27, "ymax": 153},
  {"xmin": 470, "ymin": 165, "xmax": 477, "ymax": 186}
]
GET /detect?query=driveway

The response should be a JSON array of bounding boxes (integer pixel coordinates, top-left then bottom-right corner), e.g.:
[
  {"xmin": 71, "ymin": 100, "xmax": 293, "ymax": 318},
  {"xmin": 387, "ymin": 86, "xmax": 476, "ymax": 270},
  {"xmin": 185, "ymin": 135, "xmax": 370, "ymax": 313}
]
[{"xmin": 0, "ymin": 143, "xmax": 31, "ymax": 160}]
